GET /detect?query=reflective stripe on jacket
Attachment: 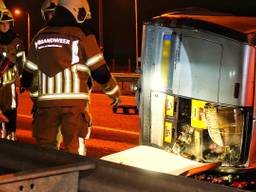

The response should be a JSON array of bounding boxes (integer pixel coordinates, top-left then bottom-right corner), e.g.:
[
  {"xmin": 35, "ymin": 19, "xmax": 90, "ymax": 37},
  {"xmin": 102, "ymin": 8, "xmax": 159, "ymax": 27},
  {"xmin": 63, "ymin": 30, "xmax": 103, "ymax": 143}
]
[{"xmin": 25, "ymin": 26, "xmax": 120, "ymax": 107}]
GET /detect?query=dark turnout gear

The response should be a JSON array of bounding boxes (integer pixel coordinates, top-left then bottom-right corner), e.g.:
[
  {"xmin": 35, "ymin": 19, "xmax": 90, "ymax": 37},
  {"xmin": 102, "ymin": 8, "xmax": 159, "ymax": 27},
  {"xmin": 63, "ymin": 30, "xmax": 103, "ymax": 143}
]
[
  {"xmin": 33, "ymin": 106, "xmax": 88, "ymax": 153},
  {"xmin": 0, "ymin": 29, "xmax": 25, "ymax": 140},
  {"xmin": 0, "ymin": 30, "xmax": 24, "ymax": 87},
  {"xmin": 0, "ymin": 30, "xmax": 25, "ymax": 108},
  {"xmin": 0, "ymin": 2, "xmax": 25, "ymax": 141},
  {"xmin": 22, "ymin": 5, "xmax": 120, "ymax": 154},
  {"xmin": 24, "ymin": 26, "xmax": 120, "ymax": 107}
]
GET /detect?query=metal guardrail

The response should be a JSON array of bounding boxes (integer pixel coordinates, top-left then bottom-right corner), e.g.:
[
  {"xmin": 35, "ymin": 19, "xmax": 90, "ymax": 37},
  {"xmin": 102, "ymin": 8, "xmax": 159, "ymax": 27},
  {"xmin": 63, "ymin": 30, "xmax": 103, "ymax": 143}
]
[
  {"xmin": 92, "ymin": 73, "xmax": 141, "ymax": 95},
  {"xmin": 111, "ymin": 73, "xmax": 141, "ymax": 94},
  {"xmin": 0, "ymin": 140, "xmax": 244, "ymax": 192},
  {"xmin": 112, "ymin": 73, "xmax": 141, "ymax": 82}
]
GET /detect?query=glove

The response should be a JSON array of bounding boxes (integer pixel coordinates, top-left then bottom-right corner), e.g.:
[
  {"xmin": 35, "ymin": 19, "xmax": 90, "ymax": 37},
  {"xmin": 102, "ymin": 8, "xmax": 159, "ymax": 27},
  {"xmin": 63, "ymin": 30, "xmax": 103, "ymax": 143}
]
[{"xmin": 111, "ymin": 98, "xmax": 121, "ymax": 108}]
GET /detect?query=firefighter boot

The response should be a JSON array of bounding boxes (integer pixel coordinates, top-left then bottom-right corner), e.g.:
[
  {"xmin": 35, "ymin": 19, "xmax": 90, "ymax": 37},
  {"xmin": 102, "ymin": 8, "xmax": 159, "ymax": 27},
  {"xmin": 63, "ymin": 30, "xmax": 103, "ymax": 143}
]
[{"xmin": 6, "ymin": 132, "xmax": 16, "ymax": 141}]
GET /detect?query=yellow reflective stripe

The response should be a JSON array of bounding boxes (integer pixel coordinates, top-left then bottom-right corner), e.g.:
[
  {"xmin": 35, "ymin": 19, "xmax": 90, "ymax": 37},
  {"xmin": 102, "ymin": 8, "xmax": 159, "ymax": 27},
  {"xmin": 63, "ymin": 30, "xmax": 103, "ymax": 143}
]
[
  {"xmin": 26, "ymin": 60, "xmax": 38, "ymax": 71},
  {"xmin": 16, "ymin": 51, "xmax": 26, "ymax": 64},
  {"xmin": 16, "ymin": 51, "xmax": 25, "ymax": 57},
  {"xmin": 105, "ymin": 85, "xmax": 119, "ymax": 96},
  {"xmin": 86, "ymin": 53, "xmax": 104, "ymax": 67},
  {"xmin": 8, "ymin": 70, "xmax": 12, "ymax": 80},
  {"xmin": 71, "ymin": 66, "xmax": 80, "ymax": 93},
  {"xmin": 38, "ymin": 93, "xmax": 89, "ymax": 101},
  {"xmin": 3, "ymin": 72, "xmax": 7, "ymax": 82},
  {"xmin": 11, "ymin": 83, "xmax": 16, "ymax": 108},
  {"xmin": 71, "ymin": 40, "xmax": 79, "ymax": 64},
  {"xmin": 42, "ymin": 73, "xmax": 47, "ymax": 94},
  {"xmin": 48, "ymin": 76, "xmax": 54, "ymax": 94},
  {"xmin": 30, "ymin": 91, "xmax": 38, "ymax": 98},
  {"xmin": 55, "ymin": 72, "xmax": 62, "ymax": 94},
  {"xmin": 64, "ymin": 68, "xmax": 71, "ymax": 93},
  {"xmin": 76, "ymin": 64, "xmax": 91, "ymax": 74}
]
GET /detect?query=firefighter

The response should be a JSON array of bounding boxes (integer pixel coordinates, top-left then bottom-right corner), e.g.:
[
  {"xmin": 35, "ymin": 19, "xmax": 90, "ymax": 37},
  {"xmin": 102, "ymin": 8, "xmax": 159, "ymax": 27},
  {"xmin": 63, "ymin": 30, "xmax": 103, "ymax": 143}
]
[
  {"xmin": 29, "ymin": 0, "xmax": 60, "ymax": 148},
  {"xmin": 0, "ymin": 2, "xmax": 25, "ymax": 140},
  {"xmin": 31, "ymin": 0, "xmax": 92, "ymax": 155},
  {"xmin": 21, "ymin": 0, "xmax": 121, "ymax": 154}
]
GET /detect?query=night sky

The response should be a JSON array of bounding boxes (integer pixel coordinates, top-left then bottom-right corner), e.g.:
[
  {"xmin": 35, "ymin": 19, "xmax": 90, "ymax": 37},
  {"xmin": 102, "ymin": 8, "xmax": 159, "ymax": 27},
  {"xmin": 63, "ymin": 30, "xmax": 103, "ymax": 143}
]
[
  {"xmin": 6, "ymin": 0, "xmax": 98, "ymax": 52},
  {"xmin": 5, "ymin": 0, "xmax": 256, "ymax": 72},
  {"xmin": 6, "ymin": 0, "xmax": 45, "ymax": 50}
]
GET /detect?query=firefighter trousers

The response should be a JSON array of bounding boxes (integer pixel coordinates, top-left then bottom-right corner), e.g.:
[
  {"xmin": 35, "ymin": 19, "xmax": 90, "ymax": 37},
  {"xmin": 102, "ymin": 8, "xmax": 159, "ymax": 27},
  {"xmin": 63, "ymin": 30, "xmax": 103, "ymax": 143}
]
[{"xmin": 33, "ymin": 105, "xmax": 89, "ymax": 154}]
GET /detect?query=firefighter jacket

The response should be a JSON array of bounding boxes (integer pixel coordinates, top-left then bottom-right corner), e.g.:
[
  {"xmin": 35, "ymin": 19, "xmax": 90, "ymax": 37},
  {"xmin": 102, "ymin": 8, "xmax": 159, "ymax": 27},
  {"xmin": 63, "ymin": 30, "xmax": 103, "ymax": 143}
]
[
  {"xmin": 23, "ymin": 26, "xmax": 120, "ymax": 108},
  {"xmin": 0, "ymin": 30, "xmax": 25, "ymax": 111},
  {"xmin": 0, "ymin": 31, "xmax": 25, "ymax": 86}
]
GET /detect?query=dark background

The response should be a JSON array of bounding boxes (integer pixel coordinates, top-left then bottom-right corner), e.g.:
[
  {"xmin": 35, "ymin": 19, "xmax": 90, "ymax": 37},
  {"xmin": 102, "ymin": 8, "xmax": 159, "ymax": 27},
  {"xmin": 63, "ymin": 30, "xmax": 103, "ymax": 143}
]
[{"xmin": 5, "ymin": 0, "xmax": 256, "ymax": 72}]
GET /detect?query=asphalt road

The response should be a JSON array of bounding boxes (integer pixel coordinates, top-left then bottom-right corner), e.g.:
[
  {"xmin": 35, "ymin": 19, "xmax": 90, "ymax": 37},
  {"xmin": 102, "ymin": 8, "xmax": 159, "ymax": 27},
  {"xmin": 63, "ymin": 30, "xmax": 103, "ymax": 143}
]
[{"xmin": 16, "ymin": 91, "xmax": 140, "ymax": 158}]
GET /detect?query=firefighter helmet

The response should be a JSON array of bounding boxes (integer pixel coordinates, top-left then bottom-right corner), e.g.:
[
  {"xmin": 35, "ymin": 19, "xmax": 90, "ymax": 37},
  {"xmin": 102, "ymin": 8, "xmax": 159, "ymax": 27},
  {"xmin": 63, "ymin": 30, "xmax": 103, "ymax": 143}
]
[
  {"xmin": 0, "ymin": 1, "xmax": 13, "ymax": 23},
  {"xmin": 0, "ymin": 9, "xmax": 13, "ymax": 23},
  {"xmin": 41, "ymin": 0, "xmax": 58, "ymax": 22},
  {"xmin": 58, "ymin": 0, "xmax": 91, "ymax": 23},
  {"xmin": 0, "ymin": 0, "xmax": 6, "ymax": 10}
]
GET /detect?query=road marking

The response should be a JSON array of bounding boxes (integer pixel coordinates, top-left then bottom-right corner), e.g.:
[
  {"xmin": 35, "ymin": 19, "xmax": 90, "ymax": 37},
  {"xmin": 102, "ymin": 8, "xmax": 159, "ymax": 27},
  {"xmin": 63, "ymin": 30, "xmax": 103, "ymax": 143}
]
[
  {"xmin": 18, "ymin": 114, "xmax": 32, "ymax": 118},
  {"xmin": 16, "ymin": 129, "xmax": 32, "ymax": 137},
  {"xmin": 93, "ymin": 125, "xmax": 139, "ymax": 136}
]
